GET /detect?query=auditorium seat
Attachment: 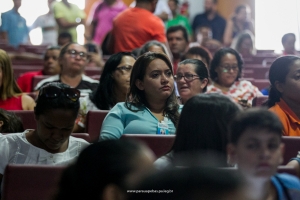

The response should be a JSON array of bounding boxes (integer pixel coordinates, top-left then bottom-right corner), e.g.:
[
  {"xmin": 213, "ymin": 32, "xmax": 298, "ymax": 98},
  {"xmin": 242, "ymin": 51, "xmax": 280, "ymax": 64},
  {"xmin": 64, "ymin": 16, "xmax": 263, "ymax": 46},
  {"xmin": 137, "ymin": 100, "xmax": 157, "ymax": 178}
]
[
  {"xmin": 252, "ymin": 95, "xmax": 268, "ymax": 107},
  {"xmin": 12, "ymin": 59, "xmax": 44, "ymax": 66},
  {"xmin": 13, "ymin": 66, "xmax": 43, "ymax": 79},
  {"xmin": 251, "ymin": 79, "xmax": 270, "ymax": 90},
  {"xmin": 32, "ymin": 75, "xmax": 51, "ymax": 91},
  {"xmin": 12, "ymin": 110, "xmax": 36, "ymax": 130},
  {"xmin": 71, "ymin": 133, "xmax": 91, "ymax": 143},
  {"xmin": 86, "ymin": 110, "xmax": 109, "ymax": 142},
  {"xmin": 282, "ymin": 136, "xmax": 300, "ymax": 165},
  {"xmin": 85, "ymin": 67, "xmax": 102, "ymax": 76},
  {"xmin": 2, "ymin": 164, "xmax": 65, "ymax": 200},
  {"xmin": 120, "ymin": 134, "xmax": 175, "ymax": 158}
]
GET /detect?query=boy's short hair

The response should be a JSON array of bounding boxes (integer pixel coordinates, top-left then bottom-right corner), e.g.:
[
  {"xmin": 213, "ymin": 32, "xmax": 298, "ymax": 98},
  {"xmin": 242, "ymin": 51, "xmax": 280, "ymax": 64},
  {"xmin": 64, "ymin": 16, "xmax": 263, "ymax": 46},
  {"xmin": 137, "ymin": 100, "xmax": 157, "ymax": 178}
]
[{"xmin": 229, "ymin": 108, "xmax": 283, "ymax": 144}]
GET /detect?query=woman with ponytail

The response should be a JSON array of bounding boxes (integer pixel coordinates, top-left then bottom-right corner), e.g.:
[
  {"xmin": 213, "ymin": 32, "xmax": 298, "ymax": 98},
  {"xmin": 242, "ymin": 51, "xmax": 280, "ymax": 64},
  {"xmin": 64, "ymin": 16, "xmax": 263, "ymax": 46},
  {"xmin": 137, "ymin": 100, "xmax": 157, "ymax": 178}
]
[{"xmin": 267, "ymin": 55, "xmax": 300, "ymax": 136}]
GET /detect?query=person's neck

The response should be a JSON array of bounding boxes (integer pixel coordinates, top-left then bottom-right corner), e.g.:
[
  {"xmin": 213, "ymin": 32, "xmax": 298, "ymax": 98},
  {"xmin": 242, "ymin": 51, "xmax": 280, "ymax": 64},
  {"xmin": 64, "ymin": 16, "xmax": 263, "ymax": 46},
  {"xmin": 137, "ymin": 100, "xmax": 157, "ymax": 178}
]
[
  {"xmin": 214, "ymin": 81, "xmax": 231, "ymax": 92},
  {"xmin": 60, "ymin": 73, "xmax": 82, "ymax": 88},
  {"xmin": 245, "ymin": 177, "xmax": 276, "ymax": 200},
  {"xmin": 146, "ymin": 98, "xmax": 166, "ymax": 114},
  {"xmin": 172, "ymin": 11, "xmax": 177, "ymax": 17},
  {"xmin": 136, "ymin": 2, "xmax": 153, "ymax": 12},
  {"xmin": 207, "ymin": 11, "xmax": 216, "ymax": 20},
  {"xmin": 13, "ymin": 7, "xmax": 19, "ymax": 14},
  {"xmin": 113, "ymin": 86, "xmax": 127, "ymax": 103},
  {"xmin": 172, "ymin": 53, "xmax": 182, "ymax": 61},
  {"xmin": 106, "ymin": 0, "xmax": 117, "ymax": 6},
  {"xmin": 62, "ymin": 0, "xmax": 70, "ymax": 7},
  {"xmin": 282, "ymin": 96, "xmax": 300, "ymax": 119}
]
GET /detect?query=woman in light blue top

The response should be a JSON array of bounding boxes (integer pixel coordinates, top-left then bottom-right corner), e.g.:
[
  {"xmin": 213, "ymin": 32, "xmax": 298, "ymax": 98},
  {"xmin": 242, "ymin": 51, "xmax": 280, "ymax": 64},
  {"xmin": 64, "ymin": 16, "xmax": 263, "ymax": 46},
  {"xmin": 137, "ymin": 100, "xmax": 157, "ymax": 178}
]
[{"xmin": 99, "ymin": 52, "xmax": 181, "ymax": 140}]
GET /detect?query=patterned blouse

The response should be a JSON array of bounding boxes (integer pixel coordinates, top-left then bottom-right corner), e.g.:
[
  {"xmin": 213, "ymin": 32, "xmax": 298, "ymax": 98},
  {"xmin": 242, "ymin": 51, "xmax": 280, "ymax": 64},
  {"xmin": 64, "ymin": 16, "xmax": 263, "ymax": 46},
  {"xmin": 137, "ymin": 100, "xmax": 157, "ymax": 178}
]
[{"xmin": 206, "ymin": 80, "xmax": 263, "ymax": 104}]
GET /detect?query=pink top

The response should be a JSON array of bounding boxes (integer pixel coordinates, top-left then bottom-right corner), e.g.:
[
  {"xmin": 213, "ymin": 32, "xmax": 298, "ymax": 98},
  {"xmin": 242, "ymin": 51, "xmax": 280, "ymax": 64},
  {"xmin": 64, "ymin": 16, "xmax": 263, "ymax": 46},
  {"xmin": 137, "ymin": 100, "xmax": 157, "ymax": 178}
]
[
  {"xmin": 90, "ymin": 0, "xmax": 127, "ymax": 45},
  {"xmin": 0, "ymin": 95, "xmax": 23, "ymax": 110}
]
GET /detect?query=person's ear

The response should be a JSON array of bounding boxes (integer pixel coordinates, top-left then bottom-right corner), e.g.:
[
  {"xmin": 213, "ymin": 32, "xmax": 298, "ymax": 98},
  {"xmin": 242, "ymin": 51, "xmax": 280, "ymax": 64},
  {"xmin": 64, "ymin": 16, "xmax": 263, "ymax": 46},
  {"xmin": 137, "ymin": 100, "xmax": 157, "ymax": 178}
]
[
  {"xmin": 227, "ymin": 143, "xmax": 238, "ymax": 166},
  {"xmin": 200, "ymin": 78, "xmax": 209, "ymax": 89},
  {"xmin": 0, "ymin": 121, "xmax": 4, "ymax": 128},
  {"xmin": 102, "ymin": 184, "xmax": 125, "ymax": 200},
  {"xmin": 274, "ymin": 80, "xmax": 284, "ymax": 93},
  {"xmin": 279, "ymin": 143, "xmax": 285, "ymax": 165},
  {"xmin": 135, "ymin": 79, "xmax": 144, "ymax": 91}
]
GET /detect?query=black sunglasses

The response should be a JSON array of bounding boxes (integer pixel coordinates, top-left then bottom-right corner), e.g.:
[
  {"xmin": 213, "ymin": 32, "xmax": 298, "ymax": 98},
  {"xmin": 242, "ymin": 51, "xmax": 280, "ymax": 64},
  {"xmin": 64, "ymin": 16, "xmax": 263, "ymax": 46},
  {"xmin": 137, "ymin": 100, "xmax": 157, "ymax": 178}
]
[{"xmin": 39, "ymin": 84, "xmax": 80, "ymax": 102}]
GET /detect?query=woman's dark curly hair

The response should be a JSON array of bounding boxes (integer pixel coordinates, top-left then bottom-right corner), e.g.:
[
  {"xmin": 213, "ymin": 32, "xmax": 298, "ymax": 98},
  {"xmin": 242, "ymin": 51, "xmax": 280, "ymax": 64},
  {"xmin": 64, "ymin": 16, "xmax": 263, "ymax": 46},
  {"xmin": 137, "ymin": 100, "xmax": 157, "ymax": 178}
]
[
  {"xmin": 90, "ymin": 52, "xmax": 135, "ymax": 110},
  {"xmin": 126, "ymin": 52, "xmax": 180, "ymax": 127},
  {"xmin": 209, "ymin": 48, "xmax": 244, "ymax": 82}
]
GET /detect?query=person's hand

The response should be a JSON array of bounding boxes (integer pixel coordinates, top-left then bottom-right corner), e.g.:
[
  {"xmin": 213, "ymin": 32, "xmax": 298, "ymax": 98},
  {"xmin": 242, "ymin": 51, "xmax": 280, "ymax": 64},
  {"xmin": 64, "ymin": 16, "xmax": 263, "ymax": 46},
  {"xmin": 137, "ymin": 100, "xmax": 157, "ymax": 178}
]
[
  {"xmin": 238, "ymin": 99, "xmax": 252, "ymax": 110},
  {"xmin": 158, "ymin": 12, "xmax": 169, "ymax": 21},
  {"xmin": 87, "ymin": 52, "xmax": 104, "ymax": 68}
]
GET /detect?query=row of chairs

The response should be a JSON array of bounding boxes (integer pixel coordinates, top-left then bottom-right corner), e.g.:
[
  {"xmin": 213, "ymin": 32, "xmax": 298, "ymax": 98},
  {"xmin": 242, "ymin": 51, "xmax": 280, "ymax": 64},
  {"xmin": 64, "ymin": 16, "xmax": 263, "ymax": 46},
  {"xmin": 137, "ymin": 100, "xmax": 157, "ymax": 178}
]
[{"xmin": 1, "ymin": 164, "xmax": 297, "ymax": 200}]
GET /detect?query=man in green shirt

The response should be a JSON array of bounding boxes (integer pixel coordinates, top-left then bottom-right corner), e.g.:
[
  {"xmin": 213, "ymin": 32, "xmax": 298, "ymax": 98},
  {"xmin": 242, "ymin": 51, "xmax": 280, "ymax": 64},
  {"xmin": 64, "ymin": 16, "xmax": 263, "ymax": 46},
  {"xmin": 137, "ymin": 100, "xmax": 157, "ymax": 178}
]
[{"xmin": 165, "ymin": 0, "xmax": 192, "ymax": 38}]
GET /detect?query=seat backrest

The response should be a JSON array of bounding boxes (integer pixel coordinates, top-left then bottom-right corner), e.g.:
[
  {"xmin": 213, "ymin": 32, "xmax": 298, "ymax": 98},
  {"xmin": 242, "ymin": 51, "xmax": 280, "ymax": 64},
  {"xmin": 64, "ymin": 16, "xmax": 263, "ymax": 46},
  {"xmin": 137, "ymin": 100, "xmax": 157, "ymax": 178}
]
[
  {"xmin": 282, "ymin": 136, "xmax": 300, "ymax": 165},
  {"xmin": 71, "ymin": 133, "xmax": 91, "ymax": 143},
  {"xmin": 252, "ymin": 95, "xmax": 268, "ymax": 107},
  {"xmin": 13, "ymin": 66, "xmax": 43, "ymax": 79},
  {"xmin": 85, "ymin": 67, "xmax": 101, "ymax": 76},
  {"xmin": 86, "ymin": 110, "xmax": 109, "ymax": 142},
  {"xmin": 120, "ymin": 134, "xmax": 176, "ymax": 158},
  {"xmin": 2, "ymin": 164, "xmax": 65, "ymax": 200},
  {"xmin": 252, "ymin": 79, "xmax": 270, "ymax": 90},
  {"xmin": 12, "ymin": 110, "xmax": 36, "ymax": 130},
  {"xmin": 32, "ymin": 75, "xmax": 51, "ymax": 91}
]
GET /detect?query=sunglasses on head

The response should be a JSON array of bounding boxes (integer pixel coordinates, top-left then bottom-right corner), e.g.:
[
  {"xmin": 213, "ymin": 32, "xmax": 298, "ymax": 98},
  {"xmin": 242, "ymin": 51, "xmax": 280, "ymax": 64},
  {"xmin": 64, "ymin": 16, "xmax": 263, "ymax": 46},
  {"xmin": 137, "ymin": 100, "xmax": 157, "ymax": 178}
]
[{"xmin": 39, "ymin": 84, "xmax": 80, "ymax": 102}]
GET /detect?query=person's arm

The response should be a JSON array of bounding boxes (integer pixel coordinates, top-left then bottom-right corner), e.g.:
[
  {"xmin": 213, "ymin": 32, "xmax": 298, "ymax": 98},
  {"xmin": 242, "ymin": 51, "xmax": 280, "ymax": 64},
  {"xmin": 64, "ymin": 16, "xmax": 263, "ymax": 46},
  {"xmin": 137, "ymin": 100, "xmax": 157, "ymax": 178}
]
[
  {"xmin": 55, "ymin": 18, "xmax": 84, "ymax": 29},
  {"xmin": 21, "ymin": 94, "xmax": 36, "ymax": 110},
  {"xmin": 223, "ymin": 20, "xmax": 234, "ymax": 47},
  {"xmin": 99, "ymin": 104, "xmax": 125, "ymax": 141},
  {"xmin": 287, "ymin": 159, "xmax": 300, "ymax": 177}
]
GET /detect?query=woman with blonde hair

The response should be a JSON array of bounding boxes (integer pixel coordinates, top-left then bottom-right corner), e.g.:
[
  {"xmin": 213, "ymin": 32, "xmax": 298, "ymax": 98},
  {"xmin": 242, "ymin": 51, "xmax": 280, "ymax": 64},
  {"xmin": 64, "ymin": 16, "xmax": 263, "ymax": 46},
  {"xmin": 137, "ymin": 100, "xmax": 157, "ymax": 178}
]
[{"xmin": 0, "ymin": 49, "xmax": 35, "ymax": 110}]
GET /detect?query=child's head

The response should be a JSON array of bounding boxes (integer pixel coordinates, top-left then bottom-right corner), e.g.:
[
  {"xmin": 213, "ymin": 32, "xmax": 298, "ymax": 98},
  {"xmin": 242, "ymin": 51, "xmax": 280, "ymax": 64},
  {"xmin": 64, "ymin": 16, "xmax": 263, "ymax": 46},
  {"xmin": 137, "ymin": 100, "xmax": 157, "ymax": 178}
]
[
  {"xmin": 0, "ymin": 109, "xmax": 24, "ymax": 133},
  {"xmin": 227, "ymin": 108, "xmax": 284, "ymax": 179}
]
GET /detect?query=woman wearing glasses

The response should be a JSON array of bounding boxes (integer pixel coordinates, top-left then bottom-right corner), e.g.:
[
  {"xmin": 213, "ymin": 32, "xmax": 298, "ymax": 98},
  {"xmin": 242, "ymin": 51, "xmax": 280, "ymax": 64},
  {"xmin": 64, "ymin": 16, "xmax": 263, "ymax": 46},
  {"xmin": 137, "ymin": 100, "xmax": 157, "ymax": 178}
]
[
  {"xmin": 73, "ymin": 52, "xmax": 136, "ymax": 133},
  {"xmin": 99, "ymin": 52, "xmax": 181, "ymax": 140},
  {"xmin": 35, "ymin": 43, "xmax": 98, "ymax": 96},
  {"xmin": 206, "ymin": 48, "xmax": 262, "ymax": 106},
  {"xmin": 0, "ymin": 49, "xmax": 35, "ymax": 110},
  {"xmin": 0, "ymin": 82, "xmax": 89, "ymax": 191},
  {"xmin": 174, "ymin": 59, "xmax": 209, "ymax": 104}
]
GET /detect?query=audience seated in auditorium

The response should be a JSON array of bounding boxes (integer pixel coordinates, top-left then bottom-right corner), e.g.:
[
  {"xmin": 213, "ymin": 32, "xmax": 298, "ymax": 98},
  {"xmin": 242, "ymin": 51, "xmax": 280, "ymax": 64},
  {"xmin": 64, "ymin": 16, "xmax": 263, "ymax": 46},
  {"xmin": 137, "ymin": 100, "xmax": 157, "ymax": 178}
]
[
  {"xmin": 0, "ymin": 108, "xmax": 24, "ymax": 133},
  {"xmin": 0, "ymin": 0, "xmax": 30, "ymax": 47},
  {"xmin": 52, "ymin": 0, "xmax": 86, "ymax": 43},
  {"xmin": 155, "ymin": 94, "xmax": 241, "ymax": 170},
  {"xmin": 109, "ymin": 0, "xmax": 167, "ymax": 53},
  {"xmin": 30, "ymin": 0, "xmax": 57, "ymax": 46},
  {"xmin": 167, "ymin": 25, "xmax": 189, "ymax": 73},
  {"xmin": 100, "ymin": 52, "xmax": 181, "ymax": 140},
  {"xmin": 129, "ymin": 167, "xmax": 247, "ymax": 200},
  {"xmin": 85, "ymin": 0, "xmax": 127, "ymax": 46},
  {"xmin": 231, "ymin": 30, "xmax": 256, "ymax": 58},
  {"xmin": 192, "ymin": 0, "xmax": 226, "ymax": 43},
  {"xmin": 181, "ymin": 46, "xmax": 212, "ymax": 68},
  {"xmin": 0, "ymin": 82, "xmax": 89, "ymax": 194},
  {"xmin": 223, "ymin": 4, "xmax": 254, "ymax": 47},
  {"xmin": 83, "ymin": 42, "xmax": 105, "ymax": 69},
  {"xmin": 73, "ymin": 52, "xmax": 136, "ymax": 133},
  {"xmin": 266, "ymin": 56, "xmax": 300, "ymax": 136},
  {"xmin": 17, "ymin": 46, "xmax": 61, "ymax": 93},
  {"xmin": 227, "ymin": 108, "xmax": 300, "ymax": 200},
  {"xmin": 174, "ymin": 59, "xmax": 209, "ymax": 104},
  {"xmin": 206, "ymin": 48, "xmax": 262, "ymax": 107},
  {"xmin": 54, "ymin": 139, "xmax": 154, "ymax": 200},
  {"xmin": 34, "ymin": 43, "xmax": 98, "ymax": 96},
  {"xmin": 166, "ymin": 0, "xmax": 192, "ymax": 38},
  {"xmin": 57, "ymin": 32, "xmax": 73, "ymax": 46},
  {"xmin": 0, "ymin": 49, "xmax": 35, "ymax": 110},
  {"xmin": 282, "ymin": 33, "xmax": 299, "ymax": 56}
]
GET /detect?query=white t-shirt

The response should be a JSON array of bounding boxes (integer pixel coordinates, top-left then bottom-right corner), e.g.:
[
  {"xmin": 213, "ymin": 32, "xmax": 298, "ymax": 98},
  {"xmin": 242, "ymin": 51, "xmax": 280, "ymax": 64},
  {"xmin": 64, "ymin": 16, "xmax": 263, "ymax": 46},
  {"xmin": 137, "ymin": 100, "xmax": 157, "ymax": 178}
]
[{"xmin": 0, "ymin": 131, "xmax": 90, "ymax": 175}]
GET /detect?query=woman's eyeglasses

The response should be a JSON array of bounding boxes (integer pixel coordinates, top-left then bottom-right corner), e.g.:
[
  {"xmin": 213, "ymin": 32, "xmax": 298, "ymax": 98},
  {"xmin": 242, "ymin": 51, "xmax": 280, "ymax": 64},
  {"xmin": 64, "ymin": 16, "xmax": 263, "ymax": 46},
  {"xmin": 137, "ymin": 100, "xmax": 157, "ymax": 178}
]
[
  {"xmin": 220, "ymin": 65, "xmax": 239, "ymax": 73},
  {"xmin": 39, "ymin": 84, "xmax": 80, "ymax": 102},
  {"xmin": 174, "ymin": 74, "xmax": 200, "ymax": 82},
  {"xmin": 67, "ymin": 49, "xmax": 87, "ymax": 60}
]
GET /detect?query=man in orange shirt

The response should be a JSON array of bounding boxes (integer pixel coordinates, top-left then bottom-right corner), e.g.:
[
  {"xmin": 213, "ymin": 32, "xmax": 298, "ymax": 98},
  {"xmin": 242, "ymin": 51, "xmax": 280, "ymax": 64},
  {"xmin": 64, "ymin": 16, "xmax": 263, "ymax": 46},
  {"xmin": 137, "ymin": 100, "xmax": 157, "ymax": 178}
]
[{"xmin": 109, "ymin": 0, "xmax": 167, "ymax": 53}]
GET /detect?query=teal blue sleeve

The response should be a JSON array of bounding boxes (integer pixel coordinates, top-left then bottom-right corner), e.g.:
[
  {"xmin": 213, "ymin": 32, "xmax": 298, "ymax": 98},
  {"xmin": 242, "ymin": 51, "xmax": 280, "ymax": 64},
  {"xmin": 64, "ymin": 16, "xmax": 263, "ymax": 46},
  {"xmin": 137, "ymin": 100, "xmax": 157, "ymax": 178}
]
[{"xmin": 99, "ymin": 103, "xmax": 125, "ymax": 141}]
